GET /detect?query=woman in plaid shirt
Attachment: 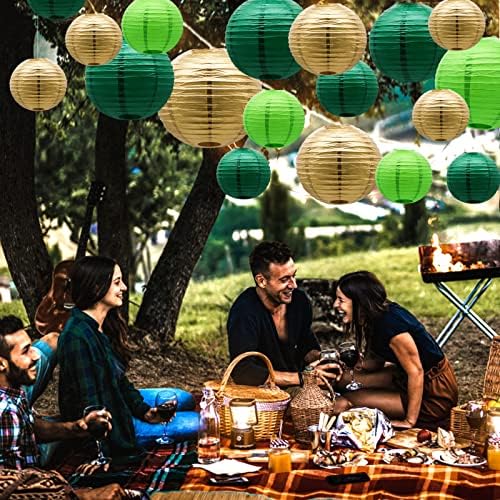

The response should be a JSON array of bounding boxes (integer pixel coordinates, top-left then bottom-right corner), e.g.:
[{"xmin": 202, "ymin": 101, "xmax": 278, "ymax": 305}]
[{"xmin": 58, "ymin": 256, "xmax": 198, "ymax": 457}]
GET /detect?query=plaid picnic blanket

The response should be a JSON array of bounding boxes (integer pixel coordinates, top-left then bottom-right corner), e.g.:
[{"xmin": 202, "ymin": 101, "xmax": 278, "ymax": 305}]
[
  {"xmin": 52, "ymin": 440, "xmax": 197, "ymax": 496},
  {"xmin": 181, "ymin": 454, "xmax": 500, "ymax": 499}
]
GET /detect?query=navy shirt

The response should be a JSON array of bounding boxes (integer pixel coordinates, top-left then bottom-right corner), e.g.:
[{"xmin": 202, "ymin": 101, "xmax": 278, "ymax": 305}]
[
  {"xmin": 371, "ymin": 303, "xmax": 444, "ymax": 373},
  {"xmin": 227, "ymin": 288, "xmax": 320, "ymax": 386}
]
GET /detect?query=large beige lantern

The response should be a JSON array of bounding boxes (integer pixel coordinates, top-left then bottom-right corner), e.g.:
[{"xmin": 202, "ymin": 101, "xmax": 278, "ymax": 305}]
[
  {"xmin": 9, "ymin": 58, "xmax": 67, "ymax": 111},
  {"xmin": 159, "ymin": 49, "xmax": 261, "ymax": 148},
  {"xmin": 296, "ymin": 123, "xmax": 380, "ymax": 205},
  {"xmin": 412, "ymin": 89, "xmax": 469, "ymax": 141},
  {"xmin": 289, "ymin": 2, "xmax": 366, "ymax": 75},
  {"xmin": 429, "ymin": 0, "xmax": 485, "ymax": 50},
  {"xmin": 65, "ymin": 13, "xmax": 122, "ymax": 66}
]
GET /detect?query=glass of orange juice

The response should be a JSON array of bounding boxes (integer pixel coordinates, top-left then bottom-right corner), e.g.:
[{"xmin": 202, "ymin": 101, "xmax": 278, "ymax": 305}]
[{"xmin": 268, "ymin": 440, "xmax": 292, "ymax": 473}]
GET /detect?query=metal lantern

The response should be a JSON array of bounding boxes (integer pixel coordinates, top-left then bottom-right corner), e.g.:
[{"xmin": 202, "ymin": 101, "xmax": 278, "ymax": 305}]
[
  {"xmin": 159, "ymin": 48, "xmax": 261, "ymax": 148},
  {"xmin": 122, "ymin": 0, "xmax": 183, "ymax": 54},
  {"xmin": 225, "ymin": 0, "xmax": 302, "ymax": 80},
  {"xmin": 412, "ymin": 89, "xmax": 469, "ymax": 141},
  {"xmin": 9, "ymin": 58, "xmax": 67, "ymax": 111},
  {"xmin": 369, "ymin": 2, "xmax": 445, "ymax": 83},
  {"xmin": 375, "ymin": 149, "xmax": 433, "ymax": 204},
  {"xmin": 429, "ymin": 0, "xmax": 485, "ymax": 50},
  {"xmin": 289, "ymin": 2, "xmax": 366, "ymax": 75},
  {"xmin": 216, "ymin": 148, "xmax": 271, "ymax": 199},
  {"xmin": 243, "ymin": 90, "xmax": 304, "ymax": 148},
  {"xmin": 27, "ymin": 0, "xmax": 84, "ymax": 19},
  {"xmin": 85, "ymin": 40, "xmax": 174, "ymax": 120},
  {"xmin": 316, "ymin": 61, "xmax": 378, "ymax": 117},
  {"xmin": 296, "ymin": 123, "xmax": 380, "ymax": 205},
  {"xmin": 435, "ymin": 37, "xmax": 500, "ymax": 130},
  {"xmin": 65, "ymin": 13, "xmax": 122, "ymax": 66},
  {"xmin": 447, "ymin": 153, "xmax": 500, "ymax": 204}
]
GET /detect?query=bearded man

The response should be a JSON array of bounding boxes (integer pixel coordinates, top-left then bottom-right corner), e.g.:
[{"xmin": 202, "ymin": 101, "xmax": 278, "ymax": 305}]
[{"xmin": 227, "ymin": 241, "xmax": 341, "ymax": 388}]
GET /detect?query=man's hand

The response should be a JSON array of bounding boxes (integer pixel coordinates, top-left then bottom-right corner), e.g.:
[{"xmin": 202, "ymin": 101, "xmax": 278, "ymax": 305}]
[
  {"xmin": 309, "ymin": 359, "xmax": 343, "ymax": 383},
  {"xmin": 143, "ymin": 407, "xmax": 165, "ymax": 424},
  {"xmin": 74, "ymin": 483, "xmax": 125, "ymax": 499},
  {"xmin": 76, "ymin": 409, "xmax": 112, "ymax": 437}
]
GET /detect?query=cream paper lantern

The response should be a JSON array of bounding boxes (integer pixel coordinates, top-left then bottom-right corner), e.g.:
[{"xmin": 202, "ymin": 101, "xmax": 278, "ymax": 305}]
[
  {"xmin": 412, "ymin": 89, "xmax": 469, "ymax": 141},
  {"xmin": 66, "ymin": 13, "xmax": 122, "ymax": 66},
  {"xmin": 429, "ymin": 0, "xmax": 485, "ymax": 50},
  {"xmin": 9, "ymin": 58, "xmax": 67, "ymax": 111},
  {"xmin": 159, "ymin": 49, "xmax": 261, "ymax": 148},
  {"xmin": 289, "ymin": 2, "xmax": 366, "ymax": 75},
  {"xmin": 296, "ymin": 123, "xmax": 380, "ymax": 205}
]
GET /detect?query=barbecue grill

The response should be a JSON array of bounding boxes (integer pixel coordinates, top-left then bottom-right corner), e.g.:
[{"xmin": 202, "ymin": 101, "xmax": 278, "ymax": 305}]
[{"xmin": 418, "ymin": 239, "xmax": 499, "ymax": 347}]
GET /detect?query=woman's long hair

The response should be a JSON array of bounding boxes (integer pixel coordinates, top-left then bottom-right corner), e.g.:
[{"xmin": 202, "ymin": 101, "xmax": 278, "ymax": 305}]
[
  {"xmin": 70, "ymin": 256, "xmax": 132, "ymax": 366},
  {"xmin": 337, "ymin": 271, "xmax": 389, "ymax": 352}
]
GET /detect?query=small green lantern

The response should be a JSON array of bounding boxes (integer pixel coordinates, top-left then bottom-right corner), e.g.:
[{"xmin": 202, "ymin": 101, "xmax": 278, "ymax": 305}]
[
  {"xmin": 85, "ymin": 40, "xmax": 174, "ymax": 120},
  {"xmin": 447, "ymin": 153, "xmax": 500, "ymax": 204},
  {"xmin": 316, "ymin": 62, "xmax": 378, "ymax": 117},
  {"xmin": 369, "ymin": 2, "xmax": 445, "ymax": 83},
  {"xmin": 122, "ymin": 0, "xmax": 183, "ymax": 54},
  {"xmin": 216, "ymin": 148, "xmax": 271, "ymax": 199},
  {"xmin": 27, "ymin": 0, "xmax": 84, "ymax": 20},
  {"xmin": 243, "ymin": 90, "xmax": 304, "ymax": 148},
  {"xmin": 436, "ymin": 37, "xmax": 500, "ymax": 130},
  {"xmin": 225, "ymin": 0, "xmax": 302, "ymax": 80},
  {"xmin": 375, "ymin": 149, "xmax": 432, "ymax": 204}
]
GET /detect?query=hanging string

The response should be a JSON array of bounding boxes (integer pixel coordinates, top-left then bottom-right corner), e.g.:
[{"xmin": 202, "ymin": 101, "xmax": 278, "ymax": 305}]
[
  {"xmin": 86, "ymin": 0, "xmax": 97, "ymax": 14},
  {"xmin": 34, "ymin": 16, "xmax": 40, "ymax": 58}
]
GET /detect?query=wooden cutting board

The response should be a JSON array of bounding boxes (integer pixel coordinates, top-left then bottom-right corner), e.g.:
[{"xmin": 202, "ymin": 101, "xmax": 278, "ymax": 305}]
[{"xmin": 386, "ymin": 428, "xmax": 469, "ymax": 454}]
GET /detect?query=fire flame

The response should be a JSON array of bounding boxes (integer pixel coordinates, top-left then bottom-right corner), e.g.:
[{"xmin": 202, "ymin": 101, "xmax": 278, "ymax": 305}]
[
  {"xmin": 431, "ymin": 234, "xmax": 465, "ymax": 272},
  {"xmin": 430, "ymin": 234, "xmax": 486, "ymax": 272}
]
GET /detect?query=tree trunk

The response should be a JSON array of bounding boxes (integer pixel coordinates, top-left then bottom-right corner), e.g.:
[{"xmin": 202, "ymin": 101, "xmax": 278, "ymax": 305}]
[
  {"xmin": 95, "ymin": 113, "xmax": 131, "ymax": 317},
  {"xmin": 402, "ymin": 199, "xmax": 428, "ymax": 245},
  {"xmin": 0, "ymin": 2, "xmax": 52, "ymax": 322},
  {"xmin": 135, "ymin": 147, "xmax": 227, "ymax": 341}
]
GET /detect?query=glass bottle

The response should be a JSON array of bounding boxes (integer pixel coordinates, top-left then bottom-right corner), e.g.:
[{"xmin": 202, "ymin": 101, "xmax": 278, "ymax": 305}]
[
  {"xmin": 197, "ymin": 387, "xmax": 221, "ymax": 463},
  {"xmin": 487, "ymin": 409, "xmax": 500, "ymax": 470},
  {"xmin": 268, "ymin": 439, "xmax": 292, "ymax": 473}
]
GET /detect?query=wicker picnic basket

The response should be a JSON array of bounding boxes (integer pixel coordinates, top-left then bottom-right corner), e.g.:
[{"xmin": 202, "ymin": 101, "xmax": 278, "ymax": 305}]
[
  {"xmin": 290, "ymin": 368, "xmax": 337, "ymax": 443},
  {"xmin": 450, "ymin": 336, "xmax": 500, "ymax": 444},
  {"xmin": 205, "ymin": 351, "xmax": 291, "ymax": 441}
]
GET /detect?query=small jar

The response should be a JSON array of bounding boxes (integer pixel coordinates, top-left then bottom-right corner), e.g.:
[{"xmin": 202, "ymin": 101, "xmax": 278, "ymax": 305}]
[
  {"xmin": 487, "ymin": 409, "xmax": 500, "ymax": 471},
  {"xmin": 268, "ymin": 441, "xmax": 292, "ymax": 473}
]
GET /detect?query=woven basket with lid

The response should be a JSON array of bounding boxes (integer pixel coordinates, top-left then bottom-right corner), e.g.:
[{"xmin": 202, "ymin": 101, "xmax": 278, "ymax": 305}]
[
  {"xmin": 205, "ymin": 351, "xmax": 290, "ymax": 441},
  {"xmin": 450, "ymin": 336, "xmax": 500, "ymax": 443},
  {"xmin": 290, "ymin": 367, "xmax": 337, "ymax": 443}
]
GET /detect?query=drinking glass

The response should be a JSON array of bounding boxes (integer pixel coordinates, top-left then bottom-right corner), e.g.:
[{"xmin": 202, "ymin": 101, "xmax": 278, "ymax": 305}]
[
  {"xmin": 83, "ymin": 405, "xmax": 110, "ymax": 466},
  {"xmin": 320, "ymin": 349, "xmax": 340, "ymax": 364},
  {"xmin": 155, "ymin": 390, "xmax": 178, "ymax": 445},
  {"xmin": 465, "ymin": 400, "xmax": 486, "ymax": 455},
  {"xmin": 339, "ymin": 342, "xmax": 362, "ymax": 391}
]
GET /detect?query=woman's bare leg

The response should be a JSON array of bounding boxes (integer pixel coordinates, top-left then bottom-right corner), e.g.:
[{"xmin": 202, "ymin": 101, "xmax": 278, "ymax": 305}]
[{"xmin": 341, "ymin": 389, "xmax": 405, "ymax": 420}]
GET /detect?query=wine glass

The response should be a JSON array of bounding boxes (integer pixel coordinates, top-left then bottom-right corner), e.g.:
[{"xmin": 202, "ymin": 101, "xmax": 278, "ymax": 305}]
[
  {"xmin": 320, "ymin": 349, "xmax": 340, "ymax": 364},
  {"xmin": 339, "ymin": 342, "xmax": 362, "ymax": 391},
  {"xmin": 83, "ymin": 405, "xmax": 110, "ymax": 466},
  {"xmin": 465, "ymin": 400, "xmax": 486, "ymax": 455},
  {"xmin": 155, "ymin": 390, "xmax": 178, "ymax": 445}
]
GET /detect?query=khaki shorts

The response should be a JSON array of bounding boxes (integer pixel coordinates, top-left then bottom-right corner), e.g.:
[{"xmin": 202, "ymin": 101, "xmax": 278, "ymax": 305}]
[{"xmin": 394, "ymin": 356, "xmax": 458, "ymax": 429}]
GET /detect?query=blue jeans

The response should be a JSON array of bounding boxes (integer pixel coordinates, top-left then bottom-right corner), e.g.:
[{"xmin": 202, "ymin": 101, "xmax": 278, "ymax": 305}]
[{"xmin": 133, "ymin": 388, "xmax": 199, "ymax": 447}]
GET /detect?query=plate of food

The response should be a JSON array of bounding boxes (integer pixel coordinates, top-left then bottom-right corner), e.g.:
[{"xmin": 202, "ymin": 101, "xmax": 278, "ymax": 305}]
[
  {"xmin": 431, "ymin": 450, "xmax": 486, "ymax": 467},
  {"xmin": 313, "ymin": 449, "xmax": 367, "ymax": 469},
  {"xmin": 383, "ymin": 448, "xmax": 432, "ymax": 465}
]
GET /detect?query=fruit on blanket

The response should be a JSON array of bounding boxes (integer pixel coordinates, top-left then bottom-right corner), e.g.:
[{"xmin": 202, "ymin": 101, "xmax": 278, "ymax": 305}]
[
  {"xmin": 487, "ymin": 399, "xmax": 500, "ymax": 410},
  {"xmin": 417, "ymin": 429, "xmax": 432, "ymax": 443}
]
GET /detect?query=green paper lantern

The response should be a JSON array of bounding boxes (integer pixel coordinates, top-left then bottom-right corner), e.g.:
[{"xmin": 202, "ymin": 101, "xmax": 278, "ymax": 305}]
[
  {"xmin": 122, "ymin": 0, "xmax": 183, "ymax": 54},
  {"xmin": 447, "ymin": 153, "xmax": 500, "ymax": 204},
  {"xmin": 27, "ymin": 0, "xmax": 84, "ymax": 19},
  {"xmin": 435, "ymin": 37, "xmax": 500, "ymax": 130},
  {"xmin": 217, "ymin": 148, "xmax": 271, "ymax": 199},
  {"xmin": 369, "ymin": 2, "xmax": 445, "ymax": 83},
  {"xmin": 243, "ymin": 90, "xmax": 305, "ymax": 148},
  {"xmin": 375, "ymin": 149, "xmax": 432, "ymax": 204},
  {"xmin": 85, "ymin": 40, "xmax": 174, "ymax": 120},
  {"xmin": 225, "ymin": 0, "xmax": 302, "ymax": 80},
  {"xmin": 316, "ymin": 62, "xmax": 378, "ymax": 117}
]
